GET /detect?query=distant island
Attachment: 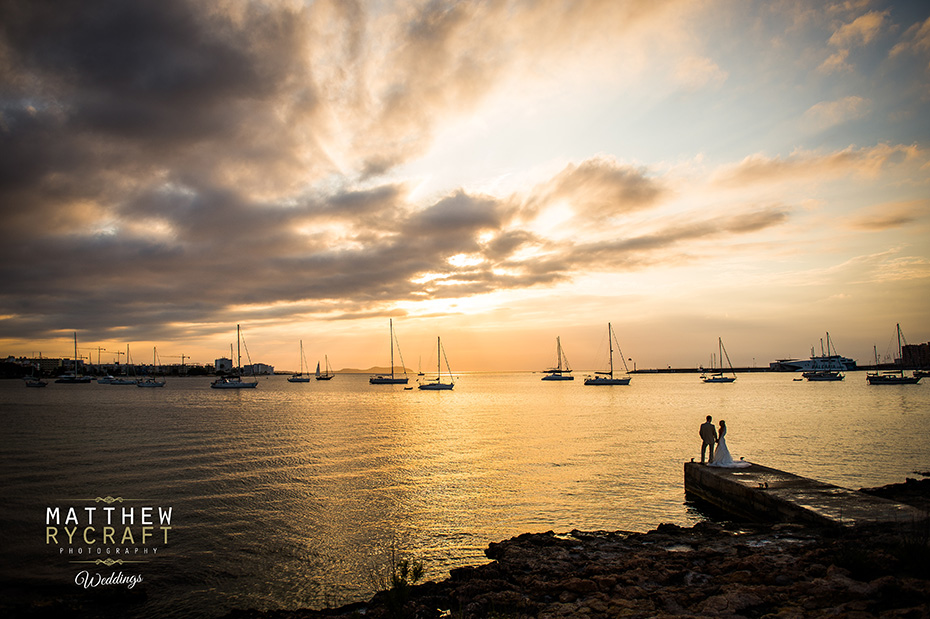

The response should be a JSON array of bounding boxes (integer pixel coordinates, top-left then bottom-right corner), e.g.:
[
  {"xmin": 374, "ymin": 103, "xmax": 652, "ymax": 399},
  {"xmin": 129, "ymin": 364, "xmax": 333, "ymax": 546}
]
[{"xmin": 335, "ymin": 366, "xmax": 415, "ymax": 374}]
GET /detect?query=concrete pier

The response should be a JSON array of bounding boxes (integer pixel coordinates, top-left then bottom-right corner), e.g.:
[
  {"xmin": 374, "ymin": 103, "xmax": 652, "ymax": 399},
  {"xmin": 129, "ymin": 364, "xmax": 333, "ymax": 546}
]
[{"xmin": 684, "ymin": 461, "xmax": 925, "ymax": 527}]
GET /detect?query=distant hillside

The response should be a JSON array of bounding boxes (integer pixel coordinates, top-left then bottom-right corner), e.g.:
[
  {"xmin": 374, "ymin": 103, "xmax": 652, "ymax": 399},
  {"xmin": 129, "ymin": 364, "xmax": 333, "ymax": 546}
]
[{"xmin": 336, "ymin": 366, "xmax": 414, "ymax": 374}]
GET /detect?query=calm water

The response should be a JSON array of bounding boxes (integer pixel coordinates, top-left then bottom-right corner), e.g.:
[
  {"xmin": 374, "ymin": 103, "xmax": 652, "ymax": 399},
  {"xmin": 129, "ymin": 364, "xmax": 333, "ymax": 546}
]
[{"xmin": 1, "ymin": 372, "xmax": 928, "ymax": 617}]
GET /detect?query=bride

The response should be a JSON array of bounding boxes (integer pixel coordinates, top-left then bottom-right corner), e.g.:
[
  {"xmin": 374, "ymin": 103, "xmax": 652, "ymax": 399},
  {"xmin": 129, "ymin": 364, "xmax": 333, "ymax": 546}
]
[{"xmin": 709, "ymin": 420, "xmax": 750, "ymax": 468}]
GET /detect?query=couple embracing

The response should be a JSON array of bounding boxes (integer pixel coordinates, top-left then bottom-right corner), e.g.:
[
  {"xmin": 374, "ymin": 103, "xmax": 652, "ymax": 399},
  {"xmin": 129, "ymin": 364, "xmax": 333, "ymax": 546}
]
[{"xmin": 700, "ymin": 415, "xmax": 749, "ymax": 468}]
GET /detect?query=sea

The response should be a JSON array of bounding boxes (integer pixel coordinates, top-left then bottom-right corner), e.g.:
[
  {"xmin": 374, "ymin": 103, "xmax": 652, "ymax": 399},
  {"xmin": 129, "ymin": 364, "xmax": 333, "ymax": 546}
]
[{"xmin": 1, "ymin": 372, "xmax": 928, "ymax": 617}]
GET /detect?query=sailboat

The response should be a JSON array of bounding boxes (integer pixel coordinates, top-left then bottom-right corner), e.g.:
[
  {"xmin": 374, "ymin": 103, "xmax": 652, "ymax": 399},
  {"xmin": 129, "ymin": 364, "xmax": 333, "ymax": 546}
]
[
  {"xmin": 541, "ymin": 336, "xmax": 574, "ymax": 381},
  {"xmin": 801, "ymin": 333, "xmax": 844, "ymax": 381},
  {"xmin": 369, "ymin": 319, "xmax": 409, "ymax": 384},
  {"xmin": 288, "ymin": 340, "xmax": 311, "ymax": 383},
  {"xmin": 211, "ymin": 325, "xmax": 259, "ymax": 389},
  {"xmin": 137, "ymin": 347, "xmax": 166, "ymax": 387},
  {"xmin": 584, "ymin": 323, "xmax": 632, "ymax": 385},
  {"xmin": 701, "ymin": 338, "xmax": 737, "ymax": 383},
  {"xmin": 110, "ymin": 345, "xmax": 140, "ymax": 384},
  {"xmin": 867, "ymin": 324, "xmax": 922, "ymax": 385},
  {"xmin": 315, "ymin": 356, "xmax": 335, "ymax": 380},
  {"xmin": 419, "ymin": 336, "xmax": 454, "ymax": 390},
  {"xmin": 55, "ymin": 332, "xmax": 93, "ymax": 383}
]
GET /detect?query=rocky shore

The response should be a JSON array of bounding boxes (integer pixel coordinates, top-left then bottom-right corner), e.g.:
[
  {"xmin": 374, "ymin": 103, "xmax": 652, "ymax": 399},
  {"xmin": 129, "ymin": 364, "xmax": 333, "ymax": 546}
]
[{"xmin": 227, "ymin": 478, "xmax": 930, "ymax": 619}]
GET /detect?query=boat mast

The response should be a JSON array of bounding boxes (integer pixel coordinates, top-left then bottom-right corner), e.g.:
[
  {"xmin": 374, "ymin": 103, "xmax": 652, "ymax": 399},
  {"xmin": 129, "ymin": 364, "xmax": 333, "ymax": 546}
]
[
  {"xmin": 608, "ymin": 323, "xmax": 614, "ymax": 377},
  {"xmin": 897, "ymin": 323, "xmax": 903, "ymax": 363},
  {"xmin": 390, "ymin": 319, "xmax": 395, "ymax": 379},
  {"xmin": 436, "ymin": 336, "xmax": 441, "ymax": 378},
  {"xmin": 237, "ymin": 324, "xmax": 241, "ymax": 375}
]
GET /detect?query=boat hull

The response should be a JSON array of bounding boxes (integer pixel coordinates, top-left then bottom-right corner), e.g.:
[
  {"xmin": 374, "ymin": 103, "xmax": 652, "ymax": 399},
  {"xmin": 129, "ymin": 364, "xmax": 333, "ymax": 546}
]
[
  {"xmin": 419, "ymin": 382, "xmax": 453, "ymax": 390},
  {"xmin": 584, "ymin": 377, "xmax": 631, "ymax": 385},
  {"xmin": 211, "ymin": 378, "xmax": 258, "ymax": 389},
  {"xmin": 805, "ymin": 371, "xmax": 843, "ymax": 381},
  {"xmin": 541, "ymin": 373, "xmax": 574, "ymax": 381},
  {"xmin": 702, "ymin": 375, "xmax": 736, "ymax": 383},
  {"xmin": 287, "ymin": 376, "xmax": 311, "ymax": 383},
  {"xmin": 867, "ymin": 373, "xmax": 921, "ymax": 385},
  {"xmin": 370, "ymin": 377, "xmax": 408, "ymax": 384}
]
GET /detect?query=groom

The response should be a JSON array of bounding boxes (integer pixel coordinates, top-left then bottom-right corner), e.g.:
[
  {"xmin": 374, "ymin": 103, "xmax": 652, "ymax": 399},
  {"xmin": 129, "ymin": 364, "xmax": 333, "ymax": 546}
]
[{"xmin": 700, "ymin": 415, "xmax": 717, "ymax": 464}]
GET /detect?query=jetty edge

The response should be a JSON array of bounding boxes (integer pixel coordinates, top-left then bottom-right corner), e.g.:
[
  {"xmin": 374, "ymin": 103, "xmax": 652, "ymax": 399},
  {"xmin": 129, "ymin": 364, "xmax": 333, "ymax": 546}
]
[{"xmin": 684, "ymin": 460, "xmax": 925, "ymax": 527}]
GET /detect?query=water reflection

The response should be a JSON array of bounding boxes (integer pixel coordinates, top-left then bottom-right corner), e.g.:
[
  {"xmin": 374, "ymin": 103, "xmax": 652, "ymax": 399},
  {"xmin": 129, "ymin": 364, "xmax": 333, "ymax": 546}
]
[{"xmin": 0, "ymin": 372, "xmax": 927, "ymax": 616}]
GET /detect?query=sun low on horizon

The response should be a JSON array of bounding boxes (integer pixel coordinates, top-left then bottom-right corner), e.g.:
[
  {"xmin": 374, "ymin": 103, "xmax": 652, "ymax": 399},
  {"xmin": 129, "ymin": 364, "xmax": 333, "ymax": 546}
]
[{"xmin": 1, "ymin": 0, "xmax": 928, "ymax": 373}]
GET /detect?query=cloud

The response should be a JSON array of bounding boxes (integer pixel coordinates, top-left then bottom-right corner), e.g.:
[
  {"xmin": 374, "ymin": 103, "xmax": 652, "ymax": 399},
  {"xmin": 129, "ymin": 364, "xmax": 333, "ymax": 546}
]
[
  {"xmin": 828, "ymin": 10, "xmax": 888, "ymax": 48},
  {"xmin": 712, "ymin": 143, "xmax": 925, "ymax": 187},
  {"xmin": 889, "ymin": 15, "xmax": 930, "ymax": 59},
  {"xmin": 819, "ymin": 9, "xmax": 889, "ymax": 74},
  {"xmin": 819, "ymin": 49, "xmax": 852, "ymax": 73},
  {"xmin": 803, "ymin": 96, "xmax": 871, "ymax": 130},
  {"xmin": 526, "ymin": 157, "xmax": 666, "ymax": 221},
  {"xmin": 846, "ymin": 200, "xmax": 929, "ymax": 231},
  {"xmin": 674, "ymin": 56, "xmax": 728, "ymax": 92}
]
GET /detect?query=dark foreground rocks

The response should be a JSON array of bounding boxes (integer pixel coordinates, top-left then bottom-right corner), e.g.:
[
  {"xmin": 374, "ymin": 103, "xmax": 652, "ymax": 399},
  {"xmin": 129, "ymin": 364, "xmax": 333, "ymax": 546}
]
[{"xmin": 228, "ymin": 518, "xmax": 930, "ymax": 619}]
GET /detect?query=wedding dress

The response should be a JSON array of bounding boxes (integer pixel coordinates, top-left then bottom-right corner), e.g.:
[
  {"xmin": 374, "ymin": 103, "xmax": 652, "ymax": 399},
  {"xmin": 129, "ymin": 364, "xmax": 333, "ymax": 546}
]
[{"xmin": 709, "ymin": 428, "xmax": 750, "ymax": 468}]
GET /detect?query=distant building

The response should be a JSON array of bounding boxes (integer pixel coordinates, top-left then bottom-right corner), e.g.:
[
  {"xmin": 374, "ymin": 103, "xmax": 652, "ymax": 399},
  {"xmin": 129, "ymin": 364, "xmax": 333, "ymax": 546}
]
[
  {"xmin": 246, "ymin": 363, "xmax": 274, "ymax": 375},
  {"xmin": 902, "ymin": 343, "xmax": 930, "ymax": 369},
  {"xmin": 215, "ymin": 357, "xmax": 233, "ymax": 372}
]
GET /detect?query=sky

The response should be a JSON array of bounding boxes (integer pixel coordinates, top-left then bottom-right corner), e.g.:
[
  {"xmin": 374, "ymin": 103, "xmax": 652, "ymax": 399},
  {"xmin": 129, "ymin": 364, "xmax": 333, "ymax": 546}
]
[{"xmin": 1, "ymin": 0, "xmax": 929, "ymax": 372}]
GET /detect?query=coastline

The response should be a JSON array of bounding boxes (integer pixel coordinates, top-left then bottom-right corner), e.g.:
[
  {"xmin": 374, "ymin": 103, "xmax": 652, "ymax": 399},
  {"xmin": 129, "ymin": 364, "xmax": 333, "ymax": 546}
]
[{"xmin": 225, "ymin": 478, "xmax": 930, "ymax": 619}]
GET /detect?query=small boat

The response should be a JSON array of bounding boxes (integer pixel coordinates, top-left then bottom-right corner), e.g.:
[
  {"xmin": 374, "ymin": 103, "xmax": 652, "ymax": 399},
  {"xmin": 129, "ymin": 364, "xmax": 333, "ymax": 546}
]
[
  {"xmin": 804, "ymin": 370, "xmax": 844, "ymax": 381},
  {"xmin": 867, "ymin": 325, "xmax": 922, "ymax": 385},
  {"xmin": 370, "ymin": 319, "xmax": 409, "ymax": 385},
  {"xmin": 110, "ymin": 377, "xmax": 139, "ymax": 385},
  {"xmin": 315, "ymin": 356, "xmax": 335, "ymax": 380},
  {"xmin": 701, "ymin": 338, "xmax": 737, "ymax": 383},
  {"xmin": 867, "ymin": 371, "xmax": 920, "ymax": 385},
  {"xmin": 419, "ymin": 336, "xmax": 454, "ymax": 390},
  {"xmin": 137, "ymin": 347, "xmax": 166, "ymax": 387},
  {"xmin": 288, "ymin": 340, "xmax": 312, "ymax": 383},
  {"xmin": 541, "ymin": 336, "xmax": 574, "ymax": 381},
  {"xmin": 584, "ymin": 323, "xmax": 632, "ymax": 386},
  {"xmin": 109, "ymin": 345, "xmax": 139, "ymax": 384},
  {"xmin": 24, "ymin": 376, "xmax": 48, "ymax": 388},
  {"xmin": 55, "ymin": 332, "xmax": 93, "ymax": 383},
  {"xmin": 211, "ymin": 325, "xmax": 259, "ymax": 389},
  {"xmin": 97, "ymin": 375, "xmax": 116, "ymax": 384}
]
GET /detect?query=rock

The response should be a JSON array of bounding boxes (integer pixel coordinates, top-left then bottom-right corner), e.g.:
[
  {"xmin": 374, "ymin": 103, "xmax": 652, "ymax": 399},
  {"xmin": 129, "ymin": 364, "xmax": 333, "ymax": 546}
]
[{"xmin": 221, "ymin": 516, "xmax": 930, "ymax": 619}]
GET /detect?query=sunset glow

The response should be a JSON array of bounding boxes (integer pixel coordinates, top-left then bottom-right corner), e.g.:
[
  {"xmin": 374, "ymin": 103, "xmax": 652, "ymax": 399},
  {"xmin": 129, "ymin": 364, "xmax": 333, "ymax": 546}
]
[{"xmin": 1, "ymin": 0, "xmax": 928, "ymax": 371}]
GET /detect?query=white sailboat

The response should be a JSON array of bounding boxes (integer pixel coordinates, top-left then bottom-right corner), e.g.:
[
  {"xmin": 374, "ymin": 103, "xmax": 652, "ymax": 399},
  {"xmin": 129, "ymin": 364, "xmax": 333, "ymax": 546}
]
[
  {"xmin": 419, "ymin": 336, "xmax": 454, "ymax": 390},
  {"xmin": 137, "ymin": 347, "xmax": 166, "ymax": 387},
  {"xmin": 315, "ymin": 356, "xmax": 335, "ymax": 380},
  {"xmin": 288, "ymin": 340, "xmax": 311, "ymax": 383},
  {"xmin": 541, "ymin": 336, "xmax": 574, "ymax": 381},
  {"xmin": 584, "ymin": 323, "xmax": 632, "ymax": 386},
  {"xmin": 369, "ymin": 319, "xmax": 409, "ymax": 384},
  {"xmin": 110, "ymin": 345, "xmax": 139, "ymax": 384},
  {"xmin": 701, "ymin": 338, "xmax": 737, "ymax": 383},
  {"xmin": 211, "ymin": 325, "xmax": 259, "ymax": 389},
  {"xmin": 55, "ymin": 332, "xmax": 93, "ymax": 383}
]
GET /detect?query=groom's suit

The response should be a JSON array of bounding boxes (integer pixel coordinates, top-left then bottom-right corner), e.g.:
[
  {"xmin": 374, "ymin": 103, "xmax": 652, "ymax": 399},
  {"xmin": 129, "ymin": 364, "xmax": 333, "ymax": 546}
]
[{"xmin": 700, "ymin": 421, "xmax": 718, "ymax": 464}]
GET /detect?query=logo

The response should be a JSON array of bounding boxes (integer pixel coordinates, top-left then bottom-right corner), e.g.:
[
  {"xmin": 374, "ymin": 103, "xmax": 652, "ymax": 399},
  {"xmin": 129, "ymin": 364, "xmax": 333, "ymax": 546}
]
[{"xmin": 45, "ymin": 496, "xmax": 173, "ymax": 589}]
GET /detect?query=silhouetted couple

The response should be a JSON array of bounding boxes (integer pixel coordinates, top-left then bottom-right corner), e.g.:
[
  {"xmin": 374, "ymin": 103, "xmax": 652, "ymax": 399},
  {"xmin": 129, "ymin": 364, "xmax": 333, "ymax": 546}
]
[{"xmin": 700, "ymin": 415, "xmax": 749, "ymax": 468}]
